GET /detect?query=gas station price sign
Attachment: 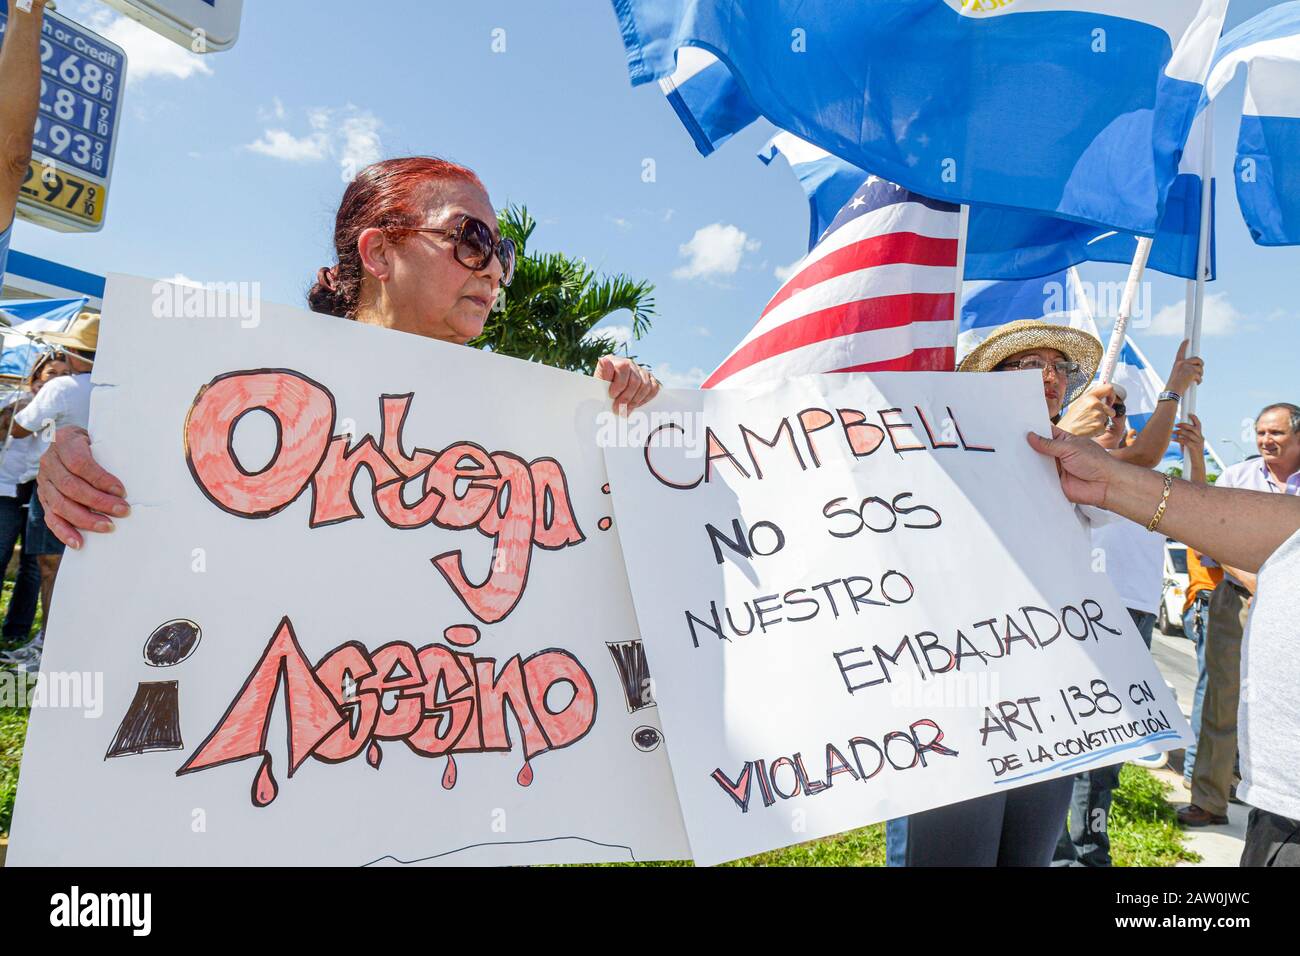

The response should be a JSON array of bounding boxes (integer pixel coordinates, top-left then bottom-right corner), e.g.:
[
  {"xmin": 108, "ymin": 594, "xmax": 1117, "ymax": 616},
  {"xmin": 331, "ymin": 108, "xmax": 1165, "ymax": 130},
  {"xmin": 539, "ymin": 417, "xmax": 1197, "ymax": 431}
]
[{"xmin": 1, "ymin": 5, "xmax": 127, "ymax": 232}]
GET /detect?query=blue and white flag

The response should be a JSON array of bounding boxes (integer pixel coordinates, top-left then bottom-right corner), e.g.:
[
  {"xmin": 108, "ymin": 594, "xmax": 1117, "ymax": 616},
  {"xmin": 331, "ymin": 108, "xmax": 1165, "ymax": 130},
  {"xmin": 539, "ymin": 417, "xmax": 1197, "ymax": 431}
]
[
  {"xmin": 613, "ymin": 0, "xmax": 1229, "ymax": 235},
  {"xmin": 959, "ymin": 268, "xmax": 1099, "ymax": 361},
  {"xmin": 761, "ymin": 127, "xmax": 1215, "ymax": 281},
  {"xmin": 0, "ymin": 296, "xmax": 86, "ymax": 378},
  {"xmin": 1206, "ymin": 2, "xmax": 1300, "ymax": 246}
]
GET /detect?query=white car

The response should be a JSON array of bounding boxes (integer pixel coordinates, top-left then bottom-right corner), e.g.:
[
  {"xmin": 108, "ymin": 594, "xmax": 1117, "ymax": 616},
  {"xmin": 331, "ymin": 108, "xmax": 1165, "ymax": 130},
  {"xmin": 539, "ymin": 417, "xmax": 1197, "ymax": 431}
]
[{"xmin": 1157, "ymin": 541, "xmax": 1189, "ymax": 636}]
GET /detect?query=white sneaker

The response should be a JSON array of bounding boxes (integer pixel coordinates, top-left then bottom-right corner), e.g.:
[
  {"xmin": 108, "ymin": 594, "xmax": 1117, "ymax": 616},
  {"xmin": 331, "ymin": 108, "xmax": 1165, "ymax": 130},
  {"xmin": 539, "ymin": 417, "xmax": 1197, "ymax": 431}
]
[
  {"xmin": 1, "ymin": 631, "xmax": 43, "ymax": 663},
  {"xmin": 15, "ymin": 647, "xmax": 42, "ymax": 674},
  {"xmin": 1132, "ymin": 751, "xmax": 1169, "ymax": 769},
  {"xmin": 1, "ymin": 640, "xmax": 43, "ymax": 664}
]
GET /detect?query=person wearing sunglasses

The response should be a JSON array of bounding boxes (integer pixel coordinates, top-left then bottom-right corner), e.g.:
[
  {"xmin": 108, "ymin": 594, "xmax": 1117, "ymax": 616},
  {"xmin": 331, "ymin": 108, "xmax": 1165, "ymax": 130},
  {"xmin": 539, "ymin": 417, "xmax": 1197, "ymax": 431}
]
[{"xmin": 30, "ymin": 156, "xmax": 661, "ymax": 549}]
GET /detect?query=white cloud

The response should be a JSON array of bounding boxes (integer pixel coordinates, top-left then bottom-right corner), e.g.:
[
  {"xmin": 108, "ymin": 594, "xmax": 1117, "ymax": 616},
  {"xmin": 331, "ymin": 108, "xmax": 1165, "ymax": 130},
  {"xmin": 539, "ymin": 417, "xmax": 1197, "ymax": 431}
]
[
  {"xmin": 335, "ymin": 109, "xmax": 384, "ymax": 173},
  {"xmin": 774, "ymin": 258, "xmax": 803, "ymax": 282},
  {"xmin": 586, "ymin": 324, "xmax": 633, "ymax": 349},
  {"xmin": 652, "ymin": 363, "xmax": 708, "ymax": 389},
  {"xmin": 1148, "ymin": 293, "xmax": 1245, "ymax": 337},
  {"xmin": 672, "ymin": 224, "xmax": 760, "ymax": 281},
  {"xmin": 258, "ymin": 98, "xmax": 288, "ymax": 123},
  {"xmin": 73, "ymin": 3, "xmax": 214, "ymax": 85},
  {"xmin": 246, "ymin": 105, "xmax": 384, "ymax": 176},
  {"xmin": 246, "ymin": 128, "xmax": 329, "ymax": 163}
]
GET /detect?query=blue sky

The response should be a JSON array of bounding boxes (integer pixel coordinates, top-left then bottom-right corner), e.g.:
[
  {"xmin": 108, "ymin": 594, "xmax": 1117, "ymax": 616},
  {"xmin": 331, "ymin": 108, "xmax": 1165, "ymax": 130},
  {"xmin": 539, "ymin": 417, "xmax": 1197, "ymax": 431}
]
[{"xmin": 9, "ymin": 0, "xmax": 1298, "ymax": 464}]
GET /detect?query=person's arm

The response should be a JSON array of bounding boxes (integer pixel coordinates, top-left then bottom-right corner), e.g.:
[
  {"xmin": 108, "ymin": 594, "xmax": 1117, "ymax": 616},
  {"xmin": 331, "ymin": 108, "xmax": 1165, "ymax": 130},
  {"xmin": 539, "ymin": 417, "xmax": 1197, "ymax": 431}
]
[
  {"xmin": 0, "ymin": 0, "xmax": 49, "ymax": 231},
  {"xmin": 1027, "ymin": 427, "xmax": 1300, "ymax": 575},
  {"xmin": 1174, "ymin": 414, "xmax": 1207, "ymax": 486},
  {"xmin": 1199, "ymin": 457, "xmax": 1256, "ymax": 591},
  {"xmin": 1219, "ymin": 565, "xmax": 1257, "ymax": 594},
  {"xmin": 1111, "ymin": 339, "xmax": 1204, "ymax": 468}
]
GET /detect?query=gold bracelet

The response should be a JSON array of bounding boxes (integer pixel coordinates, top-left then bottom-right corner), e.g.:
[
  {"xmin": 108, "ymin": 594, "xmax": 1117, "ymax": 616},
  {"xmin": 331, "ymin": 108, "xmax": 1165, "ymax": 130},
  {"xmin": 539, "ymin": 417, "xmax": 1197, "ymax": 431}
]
[{"xmin": 1146, "ymin": 474, "xmax": 1174, "ymax": 532}]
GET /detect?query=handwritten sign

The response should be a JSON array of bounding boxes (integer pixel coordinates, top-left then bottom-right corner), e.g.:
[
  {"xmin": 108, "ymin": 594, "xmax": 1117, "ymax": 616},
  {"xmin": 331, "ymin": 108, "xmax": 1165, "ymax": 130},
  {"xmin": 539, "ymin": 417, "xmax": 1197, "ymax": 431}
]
[
  {"xmin": 603, "ymin": 373, "xmax": 1191, "ymax": 866},
  {"xmin": 8, "ymin": 275, "xmax": 689, "ymax": 866}
]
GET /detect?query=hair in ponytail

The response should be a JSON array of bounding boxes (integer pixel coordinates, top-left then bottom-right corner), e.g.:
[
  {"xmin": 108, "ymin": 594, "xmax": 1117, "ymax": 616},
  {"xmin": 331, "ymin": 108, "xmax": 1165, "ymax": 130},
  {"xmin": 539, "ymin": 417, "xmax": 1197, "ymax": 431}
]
[{"xmin": 307, "ymin": 156, "xmax": 485, "ymax": 318}]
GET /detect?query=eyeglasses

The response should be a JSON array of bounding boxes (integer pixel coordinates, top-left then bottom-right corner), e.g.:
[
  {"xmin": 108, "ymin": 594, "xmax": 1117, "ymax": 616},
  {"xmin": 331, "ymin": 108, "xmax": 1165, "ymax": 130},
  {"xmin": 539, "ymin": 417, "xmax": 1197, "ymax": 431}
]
[
  {"xmin": 52, "ymin": 348, "xmax": 94, "ymax": 364},
  {"xmin": 996, "ymin": 357, "xmax": 1080, "ymax": 378},
  {"xmin": 408, "ymin": 216, "xmax": 516, "ymax": 287},
  {"xmin": 1112, "ymin": 402, "xmax": 1127, "ymax": 418}
]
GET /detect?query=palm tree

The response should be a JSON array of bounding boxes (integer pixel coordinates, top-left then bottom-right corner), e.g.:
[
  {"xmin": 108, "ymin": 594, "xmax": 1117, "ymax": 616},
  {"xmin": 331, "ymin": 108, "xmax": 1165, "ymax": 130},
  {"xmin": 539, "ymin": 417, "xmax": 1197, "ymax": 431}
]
[{"xmin": 471, "ymin": 205, "xmax": 655, "ymax": 374}]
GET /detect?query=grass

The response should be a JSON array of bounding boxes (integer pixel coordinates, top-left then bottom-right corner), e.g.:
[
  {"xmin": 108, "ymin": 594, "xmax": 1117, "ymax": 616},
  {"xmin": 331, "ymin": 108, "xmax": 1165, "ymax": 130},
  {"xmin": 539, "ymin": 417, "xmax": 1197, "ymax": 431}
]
[
  {"xmin": 0, "ymin": 579, "xmax": 1199, "ymax": 865},
  {"xmin": 1108, "ymin": 764, "xmax": 1203, "ymax": 867},
  {"xmin": 0, "ymin": 701, "xmax": 27, "ymax": 838},
  {"xmin": 598, "ymin": 765, "xmax": 1198, "ymax": 866},
  {"xmin": 1, "ymin": 576, "xmax": 42, "ymax": 840}
]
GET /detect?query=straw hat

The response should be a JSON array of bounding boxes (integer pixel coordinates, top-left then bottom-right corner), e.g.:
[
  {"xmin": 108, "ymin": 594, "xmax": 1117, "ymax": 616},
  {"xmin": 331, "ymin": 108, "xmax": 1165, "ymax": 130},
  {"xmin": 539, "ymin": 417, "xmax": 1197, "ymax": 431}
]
[
  {"xmin": 957, "ymin": 319, "xmax": 1102, "ymax": 405},
  {"xmin": 41, "ymin": 311, "xmax": 99, "ymax": 355}
]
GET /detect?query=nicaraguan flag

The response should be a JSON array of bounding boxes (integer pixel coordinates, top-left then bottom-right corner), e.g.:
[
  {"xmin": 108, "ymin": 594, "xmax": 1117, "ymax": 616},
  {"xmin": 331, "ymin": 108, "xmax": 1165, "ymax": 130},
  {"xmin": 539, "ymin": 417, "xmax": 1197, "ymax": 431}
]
[
  {"xmin": 612, "ymin": 0, "xmax": 1228, "ymax": 235},
  {"xmin": 959, "ymin": 268, "xmax": 1099, "ymax": 361},
  {"xmin": 1206, "ymin": 2, "xmax": 1300, "ymax": 246},
  {"xmin": 761, "ymin": 127, "xmax": 1214, "ymax": 281},
  {"xmin": 657, "ymin": 46, "xmax": 761, "ymax": 155},
  {"xmin": 0, "ymin": 296, "xmax": 86, "ymax": 378}
]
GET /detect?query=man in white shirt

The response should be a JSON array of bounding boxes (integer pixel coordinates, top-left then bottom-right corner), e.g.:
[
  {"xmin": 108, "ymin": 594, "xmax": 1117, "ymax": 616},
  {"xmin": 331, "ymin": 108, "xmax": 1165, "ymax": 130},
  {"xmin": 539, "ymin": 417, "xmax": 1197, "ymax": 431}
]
[{"xmin": 1181, "ymin": 403, "xmax": 1300, "ymax": 827}]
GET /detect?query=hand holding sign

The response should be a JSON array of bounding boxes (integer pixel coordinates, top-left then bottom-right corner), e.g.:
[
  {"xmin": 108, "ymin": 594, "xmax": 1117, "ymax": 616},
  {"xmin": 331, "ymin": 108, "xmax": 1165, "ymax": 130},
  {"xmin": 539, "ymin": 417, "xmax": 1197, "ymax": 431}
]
[{"xmin": 1026, "ymin": 426, "xmax": 1113, "ymax": 508}]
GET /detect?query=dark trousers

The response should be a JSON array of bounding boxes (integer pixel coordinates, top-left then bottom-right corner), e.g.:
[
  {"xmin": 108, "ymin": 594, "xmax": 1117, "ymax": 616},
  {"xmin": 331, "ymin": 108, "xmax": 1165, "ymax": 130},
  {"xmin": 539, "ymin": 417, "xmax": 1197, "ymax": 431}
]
[
  {"xmin": 1053, "ymin": 608, "xmax": 1155, "ymax": 866},
  {"xmin": 1241, "ymin": 808, "xmax": 1300, "ymax": 867},
  {"xmin": 886, "ymin": 775, "xmax": 1074, "ymax": 866},
  {"xmin": 1054, "ymin": 763, "xmax": 1123, "ymax": 866},
  {"xmin": 0, "ymin": 482, "xmax": 40, "ymax": 640}
]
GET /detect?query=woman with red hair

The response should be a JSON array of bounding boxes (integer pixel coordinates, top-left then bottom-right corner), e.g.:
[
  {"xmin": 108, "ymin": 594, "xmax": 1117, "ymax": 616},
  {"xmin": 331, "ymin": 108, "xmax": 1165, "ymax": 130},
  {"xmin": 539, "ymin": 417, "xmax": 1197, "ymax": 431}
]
[{"xmin": 33, "ymin": 157, "xmax": 661, "ymax": 547}]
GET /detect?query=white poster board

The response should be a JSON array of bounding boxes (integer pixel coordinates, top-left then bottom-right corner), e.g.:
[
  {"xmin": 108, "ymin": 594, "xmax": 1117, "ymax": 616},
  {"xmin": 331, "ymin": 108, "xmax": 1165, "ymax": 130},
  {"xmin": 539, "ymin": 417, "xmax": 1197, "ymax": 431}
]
[
  {"xmin": 603, "ymin": 373, "xmax": 1192, "ymax": 866},
  {"xmin": 8, "ymin": 275, "xmax": 690, "ymax": 865}
]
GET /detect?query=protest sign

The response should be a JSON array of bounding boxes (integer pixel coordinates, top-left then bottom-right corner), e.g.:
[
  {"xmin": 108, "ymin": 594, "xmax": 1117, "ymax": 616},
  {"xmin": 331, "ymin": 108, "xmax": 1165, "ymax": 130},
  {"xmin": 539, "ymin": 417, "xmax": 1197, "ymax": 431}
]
[
  {"xmin": 603, "ymin": 373, "xmax": 1192, "ymax": 866},
  {"xmin": 8, "ymin": 275, "xmax": 690, "ymax": 866}
]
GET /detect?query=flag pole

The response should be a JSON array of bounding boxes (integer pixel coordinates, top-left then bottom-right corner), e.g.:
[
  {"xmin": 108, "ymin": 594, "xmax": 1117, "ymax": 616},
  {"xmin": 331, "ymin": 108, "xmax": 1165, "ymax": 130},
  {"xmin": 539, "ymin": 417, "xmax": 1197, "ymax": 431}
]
[
  {"xmin": 1067, "ymin": 265, "xmax": 1096, "ymax": 326},
  {"xmin": 951, "ymin": 204, "xmax": 970, "ymax": 368},
  {"xmin": 1097, "ymin": 236, "xmax": 1154, "ymax": 384},
  {"xmin": 1183, "ymin": 102, "xmax": 1215, "ymax": 476}
]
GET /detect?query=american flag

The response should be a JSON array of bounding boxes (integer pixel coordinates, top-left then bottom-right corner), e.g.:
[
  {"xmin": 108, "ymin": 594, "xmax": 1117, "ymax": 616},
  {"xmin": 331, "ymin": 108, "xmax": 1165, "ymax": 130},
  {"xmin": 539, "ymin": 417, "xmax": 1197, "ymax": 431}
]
[{"xmin": 702, "ymin": 177, "xmax": 961, "ymax": 389}]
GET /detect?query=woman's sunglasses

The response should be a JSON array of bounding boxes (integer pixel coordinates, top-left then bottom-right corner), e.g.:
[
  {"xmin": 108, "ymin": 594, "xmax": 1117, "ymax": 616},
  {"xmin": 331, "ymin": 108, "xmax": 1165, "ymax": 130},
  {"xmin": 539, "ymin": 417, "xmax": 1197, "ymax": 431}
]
[{"xmin": 408, "ymin": 216, "xmax": 516, "ymax": 287}]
